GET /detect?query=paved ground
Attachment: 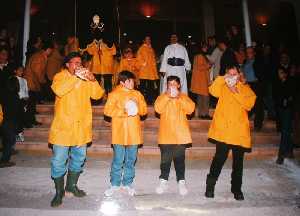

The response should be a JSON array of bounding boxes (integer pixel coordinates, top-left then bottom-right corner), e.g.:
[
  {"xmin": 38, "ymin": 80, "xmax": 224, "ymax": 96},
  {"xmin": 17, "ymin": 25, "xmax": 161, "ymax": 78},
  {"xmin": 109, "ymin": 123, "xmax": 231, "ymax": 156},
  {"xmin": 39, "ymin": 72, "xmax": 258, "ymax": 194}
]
[{"xmin": 0, "ymin": 151, "xmax": 300, "ymax": 216}]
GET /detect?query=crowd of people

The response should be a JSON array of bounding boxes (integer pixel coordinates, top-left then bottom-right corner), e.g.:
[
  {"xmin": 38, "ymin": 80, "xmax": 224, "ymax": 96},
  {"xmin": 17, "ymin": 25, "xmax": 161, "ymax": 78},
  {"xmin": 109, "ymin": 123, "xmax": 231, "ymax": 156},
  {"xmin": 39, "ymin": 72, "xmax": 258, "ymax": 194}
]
[{"xmin": 0, "ymin": 24, "xmax": 299, "ymax": 206}]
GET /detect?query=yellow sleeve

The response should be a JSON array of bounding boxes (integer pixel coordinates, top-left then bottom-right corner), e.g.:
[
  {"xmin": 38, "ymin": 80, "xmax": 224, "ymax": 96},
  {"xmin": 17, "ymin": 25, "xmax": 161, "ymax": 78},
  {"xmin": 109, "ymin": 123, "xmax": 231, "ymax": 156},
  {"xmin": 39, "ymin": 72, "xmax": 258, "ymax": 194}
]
[
  {"xmin": 232, "ymin": 83, "xmax": 257, "ymax": 111},
  {"xmin": 178, "ymin": 94, "xmax": 195, "ymax": 115},
  {"xmin": 104, "ymin": 93, "xmax": 126, "ymax": 117},
  {"xmin": 137, "ymin": 92, "xmax": 147, "ymax": 116},
  {"xmin": 154, "ymin": 94, "xmax": 171, "ymax": 114},
  {"xmin": 51, "ymin": 73, "xmax": 79, "ymax": 98},
  {"xmin": 89, "ymin": 81, "xmax": 105, "ymax": 100},
  {"xmin": 209, "ymin": 76, "xmax": 226, "ymax": 98}
]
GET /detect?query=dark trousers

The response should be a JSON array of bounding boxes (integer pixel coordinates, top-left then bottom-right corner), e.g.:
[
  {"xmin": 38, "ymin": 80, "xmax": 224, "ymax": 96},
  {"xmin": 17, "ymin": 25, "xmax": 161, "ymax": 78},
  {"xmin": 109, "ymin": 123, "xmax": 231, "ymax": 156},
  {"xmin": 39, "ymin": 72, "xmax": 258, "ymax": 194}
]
[
  {"xmin": 278, "ymin": 108, "xmax": 293, "ymax": 157},
  {"xmin": 16, "ymin": 99, "xmax": 27, "ymax": 133},
  {"xmin": 139, "ymin": 79, "xmax": 158, "ymax": 104},
  {"xmin": 208, "ymin": 143, "xmax": 245, "ymax": 191},
  {"xmin": 1, "ymin": 121, "xmax": 16, "ymax": 162},
  {"xmin": 249, "ymin": 82, "xmax": 265, "ymax": 129},
  {"xmin": 27, "ymin": 91, "xmax": 38, "ymax": 125},
  {"xmin": 159, "ymin": 145, "xmax": 186, "ymax": 181},
  {"xmin": 95, "ymin": 74, "xmax": 112, "ymax": 95}
]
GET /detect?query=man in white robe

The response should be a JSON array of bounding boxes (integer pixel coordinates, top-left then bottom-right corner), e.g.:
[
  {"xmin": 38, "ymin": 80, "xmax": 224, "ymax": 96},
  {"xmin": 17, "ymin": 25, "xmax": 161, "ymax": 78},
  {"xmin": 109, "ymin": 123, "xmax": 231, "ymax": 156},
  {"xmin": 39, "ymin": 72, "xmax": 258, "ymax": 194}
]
[{"xmin": 159, "ymin": 34, "xmax": 191, "ymax": 93}]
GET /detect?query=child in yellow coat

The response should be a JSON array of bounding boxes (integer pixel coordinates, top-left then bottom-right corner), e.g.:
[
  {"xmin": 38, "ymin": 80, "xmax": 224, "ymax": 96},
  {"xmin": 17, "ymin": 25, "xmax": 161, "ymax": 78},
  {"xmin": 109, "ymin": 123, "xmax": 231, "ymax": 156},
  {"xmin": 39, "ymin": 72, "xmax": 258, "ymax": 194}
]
[
  {"xmin": 205, "ymin": 65, "xmax": 256, "ymax": 201},
  {"xmin": 104, "ymin": 71, "xmax": 147, "ymax": 197},
  {"xmin": 154, "ymin": 75, "xmax": 195, "ymax": 196}
]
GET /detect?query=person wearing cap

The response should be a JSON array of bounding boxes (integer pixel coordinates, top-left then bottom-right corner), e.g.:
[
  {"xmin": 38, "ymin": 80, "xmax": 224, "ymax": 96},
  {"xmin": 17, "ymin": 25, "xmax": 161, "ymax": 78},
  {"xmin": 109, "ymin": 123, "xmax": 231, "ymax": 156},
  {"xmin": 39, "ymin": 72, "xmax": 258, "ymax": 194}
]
[{"xmin": 48, "ymin": 52, "xmax": 104, "ymax": 207}]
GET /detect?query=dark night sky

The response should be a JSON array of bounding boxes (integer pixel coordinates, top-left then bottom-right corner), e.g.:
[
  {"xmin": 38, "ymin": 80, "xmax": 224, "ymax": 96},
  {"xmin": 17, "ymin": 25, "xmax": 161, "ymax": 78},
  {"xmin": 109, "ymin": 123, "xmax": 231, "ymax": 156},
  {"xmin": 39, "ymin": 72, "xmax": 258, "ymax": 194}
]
[
  {"xmin": 1, "ymin": 0, "xmax": 299, "ymax": 56},
  {"xmin": 1, "ymin": 0, "xmax": 203, "ymax": 53}
]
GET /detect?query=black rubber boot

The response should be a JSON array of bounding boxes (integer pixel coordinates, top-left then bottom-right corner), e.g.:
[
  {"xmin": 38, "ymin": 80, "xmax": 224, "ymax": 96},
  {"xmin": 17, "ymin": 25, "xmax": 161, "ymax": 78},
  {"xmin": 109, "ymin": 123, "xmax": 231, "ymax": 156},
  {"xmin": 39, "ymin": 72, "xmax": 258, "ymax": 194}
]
[
  {"xmin": 205, "ymin": 175, "xmax": 217, "ymax": 198},
  {"xmin": 65, "ymin": 171, "xmax": 86, "ymax": 197},
  {"xmin": 231, "ymin": 181, "xmax": 244, "ymax": 201},
  {"xmin": 51, "ymin": 176, "xmax": 65, "ymax": 207}
]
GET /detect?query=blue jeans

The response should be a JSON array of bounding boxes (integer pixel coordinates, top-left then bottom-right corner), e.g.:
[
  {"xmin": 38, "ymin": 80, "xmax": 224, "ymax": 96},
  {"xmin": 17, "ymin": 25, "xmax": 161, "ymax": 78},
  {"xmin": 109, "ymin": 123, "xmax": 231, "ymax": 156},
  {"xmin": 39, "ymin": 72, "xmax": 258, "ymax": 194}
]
[
  {"xmin": 51, "ymin": 145, "xmax": 87, "ymax": 179},
  {"xmin": 110, "ymin": 144, "xmax": 138, "ymax": 186}
]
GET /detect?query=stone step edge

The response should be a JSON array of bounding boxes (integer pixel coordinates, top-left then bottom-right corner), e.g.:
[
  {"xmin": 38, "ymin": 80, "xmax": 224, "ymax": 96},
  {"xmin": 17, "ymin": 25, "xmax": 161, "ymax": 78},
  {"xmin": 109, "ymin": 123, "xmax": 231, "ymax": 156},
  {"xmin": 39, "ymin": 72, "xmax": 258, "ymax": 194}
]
[
  {"xmin": 23, "ymin": 127, "xmax": 280, "ymax": 136},
  {"xmin": 16, "ymin": 144, "xmax": 296, "ymax": 158}
]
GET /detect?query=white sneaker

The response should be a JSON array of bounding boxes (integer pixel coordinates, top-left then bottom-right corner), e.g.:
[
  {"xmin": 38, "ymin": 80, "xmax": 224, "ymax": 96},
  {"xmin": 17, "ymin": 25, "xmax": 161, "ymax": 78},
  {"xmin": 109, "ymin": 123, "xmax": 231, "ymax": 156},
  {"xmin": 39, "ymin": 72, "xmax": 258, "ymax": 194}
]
[
  {"xmin": 156, "ymin": 179, "xmax": 168, "ymax": 194},
  {"xmin": 123, "ymin": 185, "xmax": 136, "ymax": 196},
  {"xmin": 178, "ymin": 180, "xmax": 188, "ymax": 196},
  {"xmin": 18, "ymin": 133, "xmax": 25, "ymax": 142},
  {"xmin": 104, "ymin": 186, "xmax": 120, "ymax": 197}
]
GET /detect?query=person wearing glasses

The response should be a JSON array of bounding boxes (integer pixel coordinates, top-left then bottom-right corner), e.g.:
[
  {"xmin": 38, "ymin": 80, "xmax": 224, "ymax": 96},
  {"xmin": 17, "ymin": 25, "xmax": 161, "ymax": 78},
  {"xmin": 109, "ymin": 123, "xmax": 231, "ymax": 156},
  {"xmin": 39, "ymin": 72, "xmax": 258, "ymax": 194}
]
[{"xmin": 48, "ymin": 52, "xmax": 104, "ymax": 207}]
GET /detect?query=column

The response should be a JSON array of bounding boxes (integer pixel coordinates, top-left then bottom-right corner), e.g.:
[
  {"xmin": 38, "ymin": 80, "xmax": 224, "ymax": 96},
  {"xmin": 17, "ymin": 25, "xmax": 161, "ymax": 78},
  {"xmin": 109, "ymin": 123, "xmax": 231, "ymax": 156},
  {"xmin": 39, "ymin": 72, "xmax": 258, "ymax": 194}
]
[
  {"xmin": 22, "ymin": 0, "xmax": 31, "ymax": 66},
  {"xmin": 202, "ymin": 0, "xmax": 216, "ymax": 40},
  {"xmin": 242, "ymin": 0, "xmax": 252, "ymax": 47}
]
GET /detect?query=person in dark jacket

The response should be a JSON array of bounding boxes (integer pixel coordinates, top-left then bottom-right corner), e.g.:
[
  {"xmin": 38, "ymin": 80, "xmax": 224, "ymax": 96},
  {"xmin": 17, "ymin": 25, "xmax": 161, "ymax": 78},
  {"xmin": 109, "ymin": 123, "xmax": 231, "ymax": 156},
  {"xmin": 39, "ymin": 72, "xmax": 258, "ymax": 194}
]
[
  {"xmin": 243, "ymin": 47, "xmax": 265, "ymax": 131},
  {"xmin": 0, "ymin": 46, "xmax": 14, "ymax": 104},
  {"xmin": 218, "ymin": 39, "xmax": 238, "ymax": 76},
  {"xmin": 0, "ymin": 76, "xmax": 22, "ymax": 168},
  {"xmin": 274, "ymin": 67, "xmax": 294, "ymax": 164}
]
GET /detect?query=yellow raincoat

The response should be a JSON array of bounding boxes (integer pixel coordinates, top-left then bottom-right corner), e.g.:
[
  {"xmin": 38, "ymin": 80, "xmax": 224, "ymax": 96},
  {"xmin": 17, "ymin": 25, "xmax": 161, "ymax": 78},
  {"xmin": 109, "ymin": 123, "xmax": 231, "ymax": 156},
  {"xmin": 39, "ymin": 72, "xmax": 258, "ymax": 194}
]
[
  {"xmin": 136, "ymin": 44, "xmax": 159, "ymax": 80},
  {"xmin": 24, "ymin": 51, "xmax": 47, "ymax": 91},
  {"xmin": 85, "ymin": 40, "xmax": 116, "ymax": 75},
  {"xmin": 208, "ymin": 76, "xmax": 256, "ymax": 149},
  {"xmin": 104, "ymin": 85, "xmax": 147, "ymax": 145},
  {"xmin": 99, "ymin": 43, "xmax": 116, "ymax": 74},
  {"xmin": 85, "ymin": 40, "xmax": 101, "ymax": 74},
  {"xmin": 118, "ymin": 57, "xmax": 140, "ymax": 79},
  {"xmin": 48, "ymin": 69, "xmax": 104, "ymax": 146},
  {"xmin": 154, "ymin": 93, "xmax": 195, "ymax": 144},
  {"xmin": 46, "ymin": 48, "xmax": 63, "ymax": 81}
]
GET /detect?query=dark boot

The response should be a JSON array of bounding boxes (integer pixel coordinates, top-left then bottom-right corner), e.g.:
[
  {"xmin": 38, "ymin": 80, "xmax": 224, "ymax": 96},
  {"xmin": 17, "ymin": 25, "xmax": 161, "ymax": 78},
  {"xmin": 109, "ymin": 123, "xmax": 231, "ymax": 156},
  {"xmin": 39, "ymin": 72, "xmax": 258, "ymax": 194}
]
[
  {"xmin": 65, "ymin": 171, "xmax": 86, "ymax": 197},
  {"xmin": 51, "ymin": 176, "xmax": 65, "ymax": 207},
  {"xmin": 205, "ymin": 175, "xmax": 217, "ymax": 198},
  {"xmin": 231, "ymin": 181, "xmax": 244, "ymax": 201}
]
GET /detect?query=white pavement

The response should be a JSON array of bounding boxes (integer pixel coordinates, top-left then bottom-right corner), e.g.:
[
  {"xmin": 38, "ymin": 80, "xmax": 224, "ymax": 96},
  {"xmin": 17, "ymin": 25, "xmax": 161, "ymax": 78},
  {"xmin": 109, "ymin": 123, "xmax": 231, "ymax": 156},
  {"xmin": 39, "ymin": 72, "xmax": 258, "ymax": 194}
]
[{"xmin": 0, "ymin": 152, "xmax": 300, "ymax": 216}]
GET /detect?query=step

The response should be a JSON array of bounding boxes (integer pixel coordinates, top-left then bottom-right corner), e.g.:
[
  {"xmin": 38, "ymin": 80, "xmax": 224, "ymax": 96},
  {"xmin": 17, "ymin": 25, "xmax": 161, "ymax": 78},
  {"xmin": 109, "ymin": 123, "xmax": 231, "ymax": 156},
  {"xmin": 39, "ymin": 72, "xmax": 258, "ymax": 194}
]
[
  {"xmin": 35, "ymin": 114, "xmax": 277, "ymax": 132},
  {"xmin": 22, "ymin": 127, "xmax": 280, "ymax": 145},
  {"xmin": 15, "ymin": 141, "xmax": 282, "ymax": 158},
  {"xmin": 36, "ymin": 104, "xmax": 214, "ymax": 117}
]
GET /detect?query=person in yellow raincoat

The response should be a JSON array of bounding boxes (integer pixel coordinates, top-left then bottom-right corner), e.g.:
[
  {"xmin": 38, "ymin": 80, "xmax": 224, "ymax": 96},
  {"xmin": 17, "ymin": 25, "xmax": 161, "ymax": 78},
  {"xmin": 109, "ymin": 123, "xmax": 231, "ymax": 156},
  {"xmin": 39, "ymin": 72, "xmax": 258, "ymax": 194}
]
[
  {"xmin": 84, "ymin": 39, "xmax": 116, "ymax": 95},
  {"xmin": 48, "ymin": 52, "xmax": 104, "ymax": 207},
  {"xmin": 103, "ymin": 71, "xmax": 147, "ymax": 197},
  {"xmin": 136, "ymin": 36, "xmax": 159, "ymax": 104},
  {"xmin": 190, "ymin": 45, "xmax": 212, "ymax": 119},
  {"xmin": 24, "ymin": 40, "xmax": 54, "ymax": 126},
  {"xmin": 205, "ymin": 65, "xmax": 256, "ymax": 201},
  {"xmin": 118, "ymin": 47, "xmax": 140, "ymax": 84},
  {"xmin": 64, "ymin": 36, "xmax": 80, "ymax": 56},
  {"xmin": 154, "ymin": 75, "xmax": 195, "ymax": 196}
]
